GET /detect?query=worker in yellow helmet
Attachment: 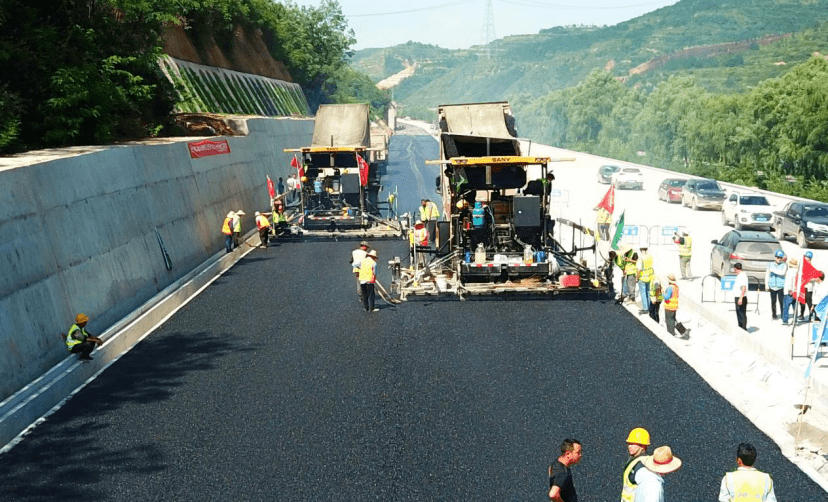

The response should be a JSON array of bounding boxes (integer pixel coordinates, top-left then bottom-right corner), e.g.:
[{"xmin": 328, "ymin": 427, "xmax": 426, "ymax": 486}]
[
  {"xmin": 621, "ymin": 427, "xmax": 651, "ymax": 502},
  {"xmin": 65, "ymin": 314, "xmax": 103, "ymax": 361}
]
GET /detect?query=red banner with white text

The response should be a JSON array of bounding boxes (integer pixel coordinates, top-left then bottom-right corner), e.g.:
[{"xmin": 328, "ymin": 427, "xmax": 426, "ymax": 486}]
[{"xmin": 188, "ymin": 139, "xmax": 231, "ymax": 158}]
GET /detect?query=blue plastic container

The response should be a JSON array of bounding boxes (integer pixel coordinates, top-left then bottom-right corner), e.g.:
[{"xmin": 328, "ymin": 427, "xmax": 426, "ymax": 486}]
[
  {"xmin": 465, "ymin": 251, "xmax": 472, "ymax": 263},
  {"xmin": 472, "ymin": 202, "xmax": 485, "ymax": 229},
  {"xmin": 535, "ymin": 250, "xmax": 546, "ymax": 263}
]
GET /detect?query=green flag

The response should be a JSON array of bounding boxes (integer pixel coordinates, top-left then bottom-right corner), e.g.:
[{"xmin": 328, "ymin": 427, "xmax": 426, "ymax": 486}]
[{"xmin": 611, "ymin": 210, "xmax": 625, "ymax": 250}]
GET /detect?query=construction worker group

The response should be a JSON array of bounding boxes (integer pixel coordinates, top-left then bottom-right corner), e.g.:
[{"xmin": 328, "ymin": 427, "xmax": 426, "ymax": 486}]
[
  {"xmin": 548, "ymin": 427, "xmax": 776, "ymax": 501},
  {"xmin": 609, "ymin": 243, "xmax": 686, "ymax": 338}
]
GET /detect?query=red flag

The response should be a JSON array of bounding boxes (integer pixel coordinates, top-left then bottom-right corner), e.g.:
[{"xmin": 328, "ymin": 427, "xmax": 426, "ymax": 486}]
[
  {"xmin": 266, "ymin": 175, "xmax": 275, "ymax": 199},
  {"xmin": 357, "ymin": 154, "xmax": 369, "ymax": 187},
  {"xmin": 596, "ymin": 185, "xmax": 615, "ymax": 214},
  {"xmin": 795, "ymin": 258, "xmax": 822, "ymax": 304},
  {"xmin": 291, "ymin": 154, "xmax": 304, "ymax": 180}
]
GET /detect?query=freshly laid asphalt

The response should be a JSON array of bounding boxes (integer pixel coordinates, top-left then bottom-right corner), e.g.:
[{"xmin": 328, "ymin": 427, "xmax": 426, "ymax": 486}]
[{"xmin": 0, "ymin": 135, "xmax": 825, "ymax": 500}]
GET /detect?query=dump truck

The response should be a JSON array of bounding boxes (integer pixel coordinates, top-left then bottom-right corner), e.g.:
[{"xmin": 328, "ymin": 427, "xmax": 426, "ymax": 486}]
[
  {"xmin": 391, "ymin": 102, "xmax": 607, "ymax": 299},
  {"xmin": 284, "ymin": 103, "xmax": 402, "ymax": 238},
  {"xmin": 369, "ymin": 120, "xmax": 391, "ymax": 174}
]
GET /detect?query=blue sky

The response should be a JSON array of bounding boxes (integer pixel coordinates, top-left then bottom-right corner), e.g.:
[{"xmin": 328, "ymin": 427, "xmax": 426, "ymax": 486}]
[{"xmin": 292, "ymin": 0, "xmax": 680, "ymax": 50}]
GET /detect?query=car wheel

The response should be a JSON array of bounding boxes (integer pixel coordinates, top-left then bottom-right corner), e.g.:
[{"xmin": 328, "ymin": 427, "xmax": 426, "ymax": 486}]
[
  {"xmin": 710, "ymin": 256, "xmax": 718, "ymax": 278},
  {"xmin": 734, "ymin": 218, "xmax": 742, "ymax": 230},
  {"xmin": 775, "ymin": 225, "xmax": 784, "ymax": 241},
  {"xmin": 721, "ymin": 211, "xmax": 728, "ymax": 225},
  {"xmin": 798, "ymin": 230, "xmax": 809, "ymax": 248},
  {"xmin": 692, "ymin": 197, "xmax": 699, "ymax": 211}
]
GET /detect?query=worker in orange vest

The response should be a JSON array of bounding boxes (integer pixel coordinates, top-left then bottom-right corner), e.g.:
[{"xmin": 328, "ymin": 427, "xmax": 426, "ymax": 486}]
[
  {"xmin": 221, "ymin": 211, "xmax": 235, "ymax": 253},
  {"xmin": 255, "ymin": 211, "xmax": 271, "ymax": 248},
  {"xmin": 410, "ymin": 220, "xmax": 429, "ymax": 268},
  {"xmin": 663, "ymin": 274, "xmax": 680, "ymax": 336}
]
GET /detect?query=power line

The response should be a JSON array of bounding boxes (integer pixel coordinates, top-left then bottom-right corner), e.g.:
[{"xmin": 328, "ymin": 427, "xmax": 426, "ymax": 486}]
[
  {"xmin": 346, "ymin": 0, "xmax": 477, "ymax": 18},
  {"xmin": 497, "ymin": 0, "xmax": 668, "ymax": 9},
  {"xmin": 480, "ymin": 0, "xmax": 497, "ymax": 59}
]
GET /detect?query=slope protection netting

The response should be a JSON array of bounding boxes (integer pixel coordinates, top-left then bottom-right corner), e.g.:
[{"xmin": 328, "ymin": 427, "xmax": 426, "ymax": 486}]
[{"xmin": 159, "ymin": 56, "xmax": 309, "ymax": 117}]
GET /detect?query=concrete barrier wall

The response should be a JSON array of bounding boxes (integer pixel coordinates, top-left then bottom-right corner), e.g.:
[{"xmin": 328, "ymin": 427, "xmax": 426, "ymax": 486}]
[{"xmin": 0, "ymin": 117, "xmax": 314, "ymax": 401}]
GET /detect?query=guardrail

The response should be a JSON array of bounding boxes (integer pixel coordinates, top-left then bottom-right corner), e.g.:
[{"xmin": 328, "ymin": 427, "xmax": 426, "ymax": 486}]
[
  {"xmin": 700, "ymin": 273, "xmax": 761, "ymax": 314},
  {"xmin": 553, "ymin": 146, "xmax": 824, "ymax": 207}
]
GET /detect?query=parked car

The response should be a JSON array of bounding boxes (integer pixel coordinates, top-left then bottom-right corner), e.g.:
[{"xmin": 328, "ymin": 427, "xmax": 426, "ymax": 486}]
[
  {"xmin": 681, "ymin": 178, "xmax": 726, "ymax": 210},
  {"xmin": 721, "ymin": 192, "xmax": 774, "ymax": 230},
  {"xmin": 597, "ymin": 164, "xmax": 621, "ymax": 184},
  {"xmin": 773, "ymin": 201, "xmax": 828, "ymax": 248},
  {"xmin": 612, "ymin": 167, "xmax": 644, "ymax": 190},
  {"xmin": 709, "ymin": 230, "xmax": 783, "ymax": 286},
  {"xmin": 658, "ymin": 178, "xmax": 686, "ymax": 203}
]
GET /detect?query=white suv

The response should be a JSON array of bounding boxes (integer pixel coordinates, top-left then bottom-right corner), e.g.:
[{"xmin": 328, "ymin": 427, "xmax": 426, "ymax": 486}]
[
  {"xmin": 721, "ymin": 191, "xmax": 774, "ymax": 230},
  {"xmin": 611, "ymin": 167, "xmax": 644, "ymax": 190}
]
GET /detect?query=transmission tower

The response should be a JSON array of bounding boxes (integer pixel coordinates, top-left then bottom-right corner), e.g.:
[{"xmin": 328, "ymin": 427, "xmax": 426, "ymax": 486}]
[{"xmin": 480, "ymin": 0, "xmax": 496, "ymax": 60}]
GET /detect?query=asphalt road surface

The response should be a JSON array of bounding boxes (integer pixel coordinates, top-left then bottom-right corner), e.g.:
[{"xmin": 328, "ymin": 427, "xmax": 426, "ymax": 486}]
[
  {"xmin": 383, "ymin": 128, "xmax": 440, "ymax": 217},
  {"xmin": 0, "ymin": 136, "xmax": 824, "ymax": 501}
]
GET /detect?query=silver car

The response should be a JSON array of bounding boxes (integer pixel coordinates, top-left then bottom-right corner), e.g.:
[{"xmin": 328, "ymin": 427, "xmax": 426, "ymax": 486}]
[
  {"xmin": 682, "ymin": 178, "xmax": 726, "ymax": 210},
  {"xmin": 710, "ymin": 230, "xmax": 782, "ymax": 286}
]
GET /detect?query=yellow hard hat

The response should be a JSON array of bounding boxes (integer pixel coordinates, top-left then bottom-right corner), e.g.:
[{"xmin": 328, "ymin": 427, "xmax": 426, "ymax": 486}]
[
  {"xmin": 626, "ymin": 427, "xmax": 650, "ymax": 446},
  {"xmin": 301, "ymin": 176, "xmax": 308, "ymax": 182},
  {"xmin": 76, "ymin": 313, "xmax": 89, "ymax": 324}
]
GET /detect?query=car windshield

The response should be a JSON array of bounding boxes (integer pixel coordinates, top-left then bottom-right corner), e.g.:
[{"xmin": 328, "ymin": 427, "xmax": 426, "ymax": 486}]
[
  {"xmin": 734, "ymin": 242, "xmax": 778, "ymax": 255},
  {"xmin": 805, "ymin": 206, "xmax": 828, "ymax": 218},
  {"xmin": 739, "ymin": 196, "xmax": 769, "ymax": 206},
  {"xmin": 602, "ymin": 166, "xmax": 619, "ymax": 173},
  {"xmin": 668, "ymin": 180, "xmax": 685, "ymax": 187},
  {"xmin": 697, "ymin": 182, "xmax": 721, "ymax": 190}
]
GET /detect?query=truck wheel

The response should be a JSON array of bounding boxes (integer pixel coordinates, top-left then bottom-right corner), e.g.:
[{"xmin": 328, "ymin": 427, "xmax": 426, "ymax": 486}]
[
  {"xmin": 798, "ymin": 230, "xmax": 809, "ymax": 248},
  {"xmin": 775, "ymin": 225, "xmax": 784, "ymax": 241}
]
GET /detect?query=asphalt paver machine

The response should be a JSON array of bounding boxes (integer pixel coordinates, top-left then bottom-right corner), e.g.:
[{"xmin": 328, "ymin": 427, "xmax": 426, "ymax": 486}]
[
  {"xmin": 284, "ymin": 103, "xmax": 403, "ymax": 239},
  {"xmin": 391, "ymin": 102, "xmax": 607, "ymax": 299}
]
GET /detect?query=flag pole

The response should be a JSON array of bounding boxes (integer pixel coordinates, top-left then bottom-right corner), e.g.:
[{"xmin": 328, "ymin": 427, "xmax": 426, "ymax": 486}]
[{"xmin": 791, "ymin": 262, "xmax": 804, "ymax": 359}]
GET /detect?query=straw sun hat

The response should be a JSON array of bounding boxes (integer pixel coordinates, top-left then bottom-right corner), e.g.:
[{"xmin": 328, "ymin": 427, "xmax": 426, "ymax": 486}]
[{"xmin": 642, "ymin": 446, "xmax": 682, "ymax": 474}]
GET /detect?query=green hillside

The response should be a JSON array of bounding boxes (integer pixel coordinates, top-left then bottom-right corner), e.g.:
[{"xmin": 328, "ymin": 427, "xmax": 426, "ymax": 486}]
[
  {"xmin": 350, "ymin": 0, "xmax": 828, "ymax": 202},
  {"xmin": 350, "ymin": 0, "xmax": 828, "ymax": 119}
]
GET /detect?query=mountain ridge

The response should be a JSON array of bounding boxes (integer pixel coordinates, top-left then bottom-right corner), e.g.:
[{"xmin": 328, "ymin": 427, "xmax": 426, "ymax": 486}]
[{"xmin": 349, "ymin": 0, "xmax": 828, "ymax": 120}]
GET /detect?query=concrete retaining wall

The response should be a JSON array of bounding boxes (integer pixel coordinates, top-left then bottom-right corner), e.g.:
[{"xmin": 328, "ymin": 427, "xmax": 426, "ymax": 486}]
[{"xmin": 0, "ymin": 117, "xmax": 313, "ymax": 401}]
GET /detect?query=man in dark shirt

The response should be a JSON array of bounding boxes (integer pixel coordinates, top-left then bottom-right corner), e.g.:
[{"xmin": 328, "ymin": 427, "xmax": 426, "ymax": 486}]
[{"xmin": 548, "ymin": 438, "xmax": 583, "ymax": 502}]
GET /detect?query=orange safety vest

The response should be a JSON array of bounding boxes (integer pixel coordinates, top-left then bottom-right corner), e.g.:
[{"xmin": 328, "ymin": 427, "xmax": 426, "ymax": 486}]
[
  {"xmin": 415, "ymin": 227, "xmax": 428, "ymax": 246},
  {"xmin": 221, "ymin": 217, "xmax": 233, "ymax": 235},
  {"xmin": 410, "ymin": 227, "xmax": 428, "ymax": 246},
  {"xmin": 664, "ymin": 283, "xmax": 679, "ymax": 311}
]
